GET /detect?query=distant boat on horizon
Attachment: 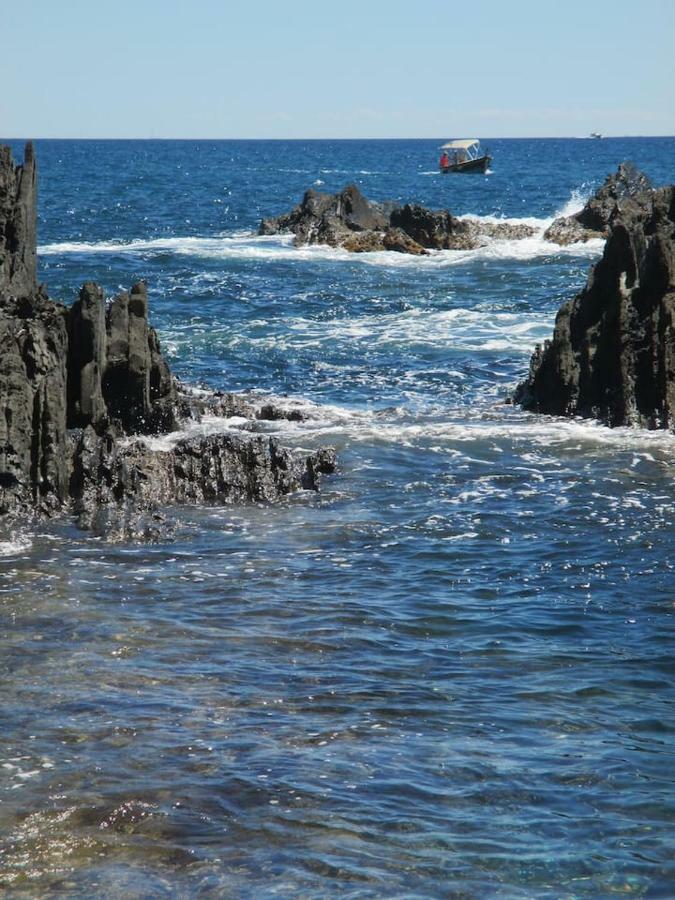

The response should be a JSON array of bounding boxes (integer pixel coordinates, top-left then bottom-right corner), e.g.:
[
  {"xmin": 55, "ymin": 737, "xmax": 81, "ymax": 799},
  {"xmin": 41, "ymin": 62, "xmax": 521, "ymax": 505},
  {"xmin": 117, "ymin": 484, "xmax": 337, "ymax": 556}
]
[{"xmin": 590, "ymin": 132, "xmax": 603, "ymax": 139}]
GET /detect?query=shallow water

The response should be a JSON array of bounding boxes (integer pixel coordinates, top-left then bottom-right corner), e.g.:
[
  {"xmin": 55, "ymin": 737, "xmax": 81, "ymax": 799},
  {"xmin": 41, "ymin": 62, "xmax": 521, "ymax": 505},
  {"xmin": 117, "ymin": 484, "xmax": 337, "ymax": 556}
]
[{"xmin": 1, "ymin": 137, "xmax": 674, "ymax": 897}]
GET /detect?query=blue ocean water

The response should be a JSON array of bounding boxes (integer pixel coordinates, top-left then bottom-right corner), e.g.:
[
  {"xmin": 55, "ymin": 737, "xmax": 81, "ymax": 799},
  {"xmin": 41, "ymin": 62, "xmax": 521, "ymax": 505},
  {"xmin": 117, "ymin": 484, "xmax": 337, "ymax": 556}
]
[{"xmin": 1, "ymin": 137, "xmax": 674, "ymax": 897}]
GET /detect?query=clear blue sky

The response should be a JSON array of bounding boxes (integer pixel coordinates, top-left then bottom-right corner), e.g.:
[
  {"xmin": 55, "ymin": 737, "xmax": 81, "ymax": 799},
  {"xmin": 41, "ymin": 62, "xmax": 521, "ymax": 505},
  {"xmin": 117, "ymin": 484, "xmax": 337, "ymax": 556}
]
[{"xmin": 2, "ymin": 0, "xmax": 673, "ymax": 138}]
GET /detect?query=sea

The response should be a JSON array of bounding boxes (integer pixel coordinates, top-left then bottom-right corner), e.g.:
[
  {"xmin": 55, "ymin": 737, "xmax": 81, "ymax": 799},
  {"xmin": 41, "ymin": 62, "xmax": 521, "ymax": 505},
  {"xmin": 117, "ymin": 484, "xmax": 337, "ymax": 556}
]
[{"xmin": 1, "ymin": 137, "xmax": 674, "ymax": 898}]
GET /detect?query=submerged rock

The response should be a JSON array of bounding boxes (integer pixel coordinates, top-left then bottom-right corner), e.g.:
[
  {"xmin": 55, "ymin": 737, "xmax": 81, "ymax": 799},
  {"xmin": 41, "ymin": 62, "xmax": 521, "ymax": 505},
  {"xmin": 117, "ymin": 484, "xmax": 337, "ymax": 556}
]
[
  {"xmin": 260, "ymin": 184, "xmax": 536, "ymax": 255},
  {"xmin": 0, "ymin": 143, "xmax": 336, "ymax": 538},
  {"xmin": 516, "ymin": 184, "xmax": 675, "ymax": 430},
  {"xmin": 544, "ymin": 162, "xmax": 653, "ymax": 245}
]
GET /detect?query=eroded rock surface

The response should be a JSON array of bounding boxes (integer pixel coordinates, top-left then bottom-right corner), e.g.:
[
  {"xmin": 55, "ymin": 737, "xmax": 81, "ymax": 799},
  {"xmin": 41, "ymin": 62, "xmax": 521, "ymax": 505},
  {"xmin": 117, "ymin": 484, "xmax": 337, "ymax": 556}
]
[
  {"xmin": 0, "ymin": 142, "xmax": 37, "ymax": 297},
  {"xmin": 260, "ymin": 184, "xmax": 536, "ymax": 254},
  {"xmin": 0, "ymin": 290, "xmax": 69, "ymax": 516},
  {"xmin": 0, "ymin": 143, "xmax": 336, "ymax": 537},
  {"xmin": 516, "ymin": 185, "xmax": 675, "ymax": 430},
  {"xmin": 71, "ymin": 427, "xmax": 336, "ymax": 540}
]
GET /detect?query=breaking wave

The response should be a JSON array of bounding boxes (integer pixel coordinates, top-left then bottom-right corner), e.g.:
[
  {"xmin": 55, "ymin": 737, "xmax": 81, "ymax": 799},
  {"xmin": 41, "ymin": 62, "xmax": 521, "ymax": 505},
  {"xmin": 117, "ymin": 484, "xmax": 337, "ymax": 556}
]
[
  {"xmin": 127, "ymin": 390, "xmax": 675, "ymax": 461},
  {"xmin": 37, "ymin": 184, "xmax": 604, "ymax": 267},
  {"xmin": 38, "ymin": 228, "xmax": 603, "ymax": 268}
]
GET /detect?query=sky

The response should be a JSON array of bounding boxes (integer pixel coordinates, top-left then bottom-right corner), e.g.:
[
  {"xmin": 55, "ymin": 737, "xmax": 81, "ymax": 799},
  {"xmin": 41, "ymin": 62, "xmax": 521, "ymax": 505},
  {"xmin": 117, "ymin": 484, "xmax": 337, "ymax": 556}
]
[{"xmin": 1, "ymin": 0, "xmax": 673, "ymax": 139}]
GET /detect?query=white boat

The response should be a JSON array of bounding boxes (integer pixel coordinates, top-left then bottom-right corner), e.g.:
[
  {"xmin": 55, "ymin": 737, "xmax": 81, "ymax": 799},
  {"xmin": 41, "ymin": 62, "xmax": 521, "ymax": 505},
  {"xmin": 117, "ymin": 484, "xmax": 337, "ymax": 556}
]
[{"xmin": 439, "ymin": 139, "xmax": 491, "ymax": 173}]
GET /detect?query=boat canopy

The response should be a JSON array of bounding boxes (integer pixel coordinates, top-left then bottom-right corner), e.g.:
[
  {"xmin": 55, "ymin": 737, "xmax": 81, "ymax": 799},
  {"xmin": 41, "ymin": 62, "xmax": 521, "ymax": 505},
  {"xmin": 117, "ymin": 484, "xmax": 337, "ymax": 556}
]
[{"xmin": 441, "ymin": 139, "xmax": 480, "ymax": 150}]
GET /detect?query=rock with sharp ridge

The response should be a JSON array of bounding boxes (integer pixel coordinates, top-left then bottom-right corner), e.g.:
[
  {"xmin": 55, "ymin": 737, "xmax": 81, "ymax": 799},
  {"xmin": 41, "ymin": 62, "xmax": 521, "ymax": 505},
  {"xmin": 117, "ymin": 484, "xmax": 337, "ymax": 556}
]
[
  {"xmin": 67, "ymin": 282, "xmax": 108, "ymax": 428},
  {"xmin": 70, "ymin": 427, "xmax": 336, "ymax": 539},
  {"xmin": 0, "ymin": 142, "xmax": 37, "ymax": 298},
  {"xmin": 516, "ymin": 184, "xmax": 675, "ymax": 430},
  {"xmin": 260, "ymin": 183, "xmax": 394, "ymax": 247},
  {"xmin": 101, "ymin": 281, "xmax": 179, "ymax": 433},
  {"xmin": 0, "ymin": 142, "xmax": 337, "ymax": 537}
]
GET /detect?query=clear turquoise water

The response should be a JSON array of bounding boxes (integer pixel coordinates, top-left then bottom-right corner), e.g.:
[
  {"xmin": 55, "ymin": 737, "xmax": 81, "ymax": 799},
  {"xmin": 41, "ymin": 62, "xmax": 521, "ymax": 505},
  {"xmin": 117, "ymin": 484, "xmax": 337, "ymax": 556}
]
[{"xmin": 1, "ymin": 138, "xmax": 674, "ymax": 897}]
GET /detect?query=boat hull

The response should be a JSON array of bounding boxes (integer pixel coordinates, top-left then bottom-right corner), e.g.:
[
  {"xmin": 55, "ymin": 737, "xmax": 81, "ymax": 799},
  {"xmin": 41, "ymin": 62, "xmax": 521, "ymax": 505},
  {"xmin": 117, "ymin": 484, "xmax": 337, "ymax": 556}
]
[{"xmin": 440, "ymin": 155, "xmax": 491, "ymax": 174}]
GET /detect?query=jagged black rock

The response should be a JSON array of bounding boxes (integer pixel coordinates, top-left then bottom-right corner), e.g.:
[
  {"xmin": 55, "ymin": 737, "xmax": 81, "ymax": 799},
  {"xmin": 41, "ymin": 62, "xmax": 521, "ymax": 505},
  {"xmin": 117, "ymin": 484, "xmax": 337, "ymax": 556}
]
[{"xmin": 0, "ymin": 144, "xmax": 336, "ymax": 538}]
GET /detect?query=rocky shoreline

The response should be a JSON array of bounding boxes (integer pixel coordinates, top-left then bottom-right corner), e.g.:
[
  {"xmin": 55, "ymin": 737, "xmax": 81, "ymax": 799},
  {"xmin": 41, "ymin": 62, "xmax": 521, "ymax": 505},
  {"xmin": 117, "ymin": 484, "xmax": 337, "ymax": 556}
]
[
  {"xmin": 2, "ymin": 140, "xmax": 673, "ymax": 544},
  {"xmin": 0, "ymin": 144, "xmax": 336, "ymax": 540}
]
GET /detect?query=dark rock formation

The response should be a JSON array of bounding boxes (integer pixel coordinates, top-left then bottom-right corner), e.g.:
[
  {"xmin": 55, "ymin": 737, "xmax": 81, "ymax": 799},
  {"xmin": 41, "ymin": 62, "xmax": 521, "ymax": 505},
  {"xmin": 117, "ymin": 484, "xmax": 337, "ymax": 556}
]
[
  {"xmin": 389, "ymin": 204, "xmax": 537, "ymax": 250},
  {"xmin": 0, "ymin": 143, "xmax": 336, "ymax": 538},
  {"xmin": 71, "ymin": 427, "xmax": 336, "ymax": 540},
  {"xmin": 544, "ymin": 163, "xmax": 652, "ymax": 245},
  {"xmin": 102, "ymin": 281, "xmax": 179, "ymax": 433},
  {"xmin": 0, "ymin": 142, "xmax": 37, "ymax": 297},
  {"xmin": 516, "ymin": 185, "xmax": 675, "ymax": 430},
  {"xmin": 67, "ymin": 279, "xmax": 180, "ymax": 434},
  {"xmin": 389, "ymin": 204, "xmax": 461, "ymax": 249},
  {"xmin": 260, "ymin": 184, "xmax": 394, "ymax": 247},
  {"xmin": 67, "ymin": 282, "xmax": 108, "ymax": 428},
  {"xmin": 260, "ymin": 184, "xmax": 536, "ymax": 255},
  {"xmin": 0, "ymin": 290, "xmax": 69, "ymax": 516}
]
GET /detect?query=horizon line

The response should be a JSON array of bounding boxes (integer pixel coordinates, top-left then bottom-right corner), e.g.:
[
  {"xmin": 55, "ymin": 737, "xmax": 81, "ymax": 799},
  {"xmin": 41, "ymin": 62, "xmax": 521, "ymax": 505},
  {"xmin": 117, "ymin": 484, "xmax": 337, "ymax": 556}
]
[{"xmin": 2, "ymin": 134, "xmax": 674, "ymax": 142}]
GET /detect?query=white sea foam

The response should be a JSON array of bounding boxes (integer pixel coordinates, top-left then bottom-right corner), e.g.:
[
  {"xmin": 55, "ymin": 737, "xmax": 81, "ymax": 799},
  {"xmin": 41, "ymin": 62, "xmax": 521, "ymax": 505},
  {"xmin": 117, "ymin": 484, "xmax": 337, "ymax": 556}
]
[
  {"xmin": 240, "ymin": 307, "xmax": 555, "ymax": 354},
  {"xmin": 124, "ymin": 386, "xmax": 675, "ymax": 463},
  {"xmin": 0, "ymin": 535, "xmax": 32, "ymax": 556},
  {"xmin": 128, "ymin": 396, "xmax": 366, "ymax": 453},
  {"xmin": 318, "ymin": 168, "xmax": 383, "ymax": 175},
  {"xmin": 458, "ymin": 211, "xmax": 548, "ymax": 229},
  {"xmin": 353, "ymin": 416, "xmax": 675, "ymax": 453},
  {"xmin": 125, "ymin": 414, "xmax": 253, "ymax": 452},
  {"xmin": 554, "ymin": 187, "xmax": 593, "ymax": 220},
  {"xmin": 37, "ymin": 185, "xmax": 604, "ymax": 268},
  {"xmin": 39, "ymin": 229, "xmax": 603, "ymax": 268}
]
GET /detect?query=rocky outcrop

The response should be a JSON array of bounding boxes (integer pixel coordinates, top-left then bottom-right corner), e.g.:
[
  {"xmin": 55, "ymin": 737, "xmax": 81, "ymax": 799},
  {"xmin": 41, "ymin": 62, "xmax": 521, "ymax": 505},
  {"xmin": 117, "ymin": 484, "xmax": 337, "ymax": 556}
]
[
  {"xmin": 263, "ymin": 166, "xmax": 656, "ymax": 256},
  {"xmin": 67, "ymin": 280, "xmax": 180, "ymax": 434},
  {"xmin": 67, "ymin": 282, "xmax": 108, "ymax": 428},
  {"xmin": 0, "ymin": 290, "xmax": 69, "ymax": 516},
  {"xmin": 390, "ymin": 204, "xmax": 536, "ymax": 250},
  {"xmin": 71, "ymin": 427, "xmax": 336, "ymax": 540},
  {"xmin": 0, "ymin": 142, "xmax": 37, "ymax": 297},
  {"xmin": 516, "ymin": 185, "xmax": 675, "ymax": 430},
  {"xmin": 261, "ymin": 184, "xmax": 394, "ymax": 247},
  {"xmin": 0, "ymin": 143, "xmax": 70, "ymax": 515},
  {"xmin": 0, "ymin": 143, "xmax": 336, "ymax": 538},
  {"xmin": 544, "ymin": 163, "xmax": 652, "ymax": 245},
  {"xmin": 260, "ymin": 184, "xmax": 536, "ymax": 254}
]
